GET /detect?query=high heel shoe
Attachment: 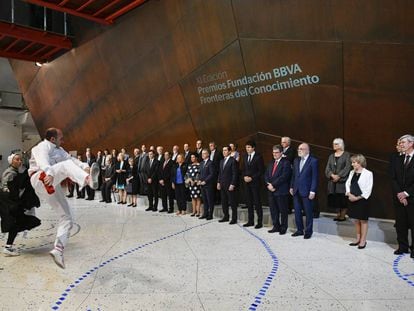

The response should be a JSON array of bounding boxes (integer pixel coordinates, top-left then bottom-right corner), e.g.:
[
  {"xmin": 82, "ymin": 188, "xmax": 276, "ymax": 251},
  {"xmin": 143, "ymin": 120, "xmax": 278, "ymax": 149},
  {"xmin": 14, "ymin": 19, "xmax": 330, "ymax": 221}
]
[
  {"xmin": 358, "ymin": 242, "xmax": 367, "ymax": 249},
  {"xmin": 349, "ymin": 241, "xmax": 360, "ymax": 246},
  {"xmin": 190, "ymin": 213, "xmax": 196, "ymax": 217}
]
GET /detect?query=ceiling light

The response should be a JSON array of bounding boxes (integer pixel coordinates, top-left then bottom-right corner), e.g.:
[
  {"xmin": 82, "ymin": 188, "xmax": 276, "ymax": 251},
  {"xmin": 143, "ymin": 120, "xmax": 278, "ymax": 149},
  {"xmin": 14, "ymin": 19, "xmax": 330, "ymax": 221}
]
[{"xmin": 35, "ymin": 62, "xmax": 43, "ymax": 67}]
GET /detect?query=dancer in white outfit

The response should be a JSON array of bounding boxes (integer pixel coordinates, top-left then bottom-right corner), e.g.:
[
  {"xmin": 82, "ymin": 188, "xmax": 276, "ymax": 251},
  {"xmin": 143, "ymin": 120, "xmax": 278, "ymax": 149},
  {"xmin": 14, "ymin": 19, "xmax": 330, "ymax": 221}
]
[{"xmin": 29, "ymin": 128, "xmax": 99, "ymax": 268}]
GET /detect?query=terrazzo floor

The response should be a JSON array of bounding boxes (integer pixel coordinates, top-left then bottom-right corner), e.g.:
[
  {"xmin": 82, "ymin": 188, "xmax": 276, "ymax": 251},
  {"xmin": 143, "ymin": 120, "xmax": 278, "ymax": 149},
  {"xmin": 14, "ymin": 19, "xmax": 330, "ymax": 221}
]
[{"xmin": 0, "ymin": 196, "xmax": 413, "ymax": 311}]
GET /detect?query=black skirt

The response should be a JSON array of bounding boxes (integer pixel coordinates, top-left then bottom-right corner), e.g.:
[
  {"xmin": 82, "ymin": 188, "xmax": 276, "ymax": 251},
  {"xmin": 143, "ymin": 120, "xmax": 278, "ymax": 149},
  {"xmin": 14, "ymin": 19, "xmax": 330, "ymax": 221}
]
[{"xmin": 347, "ymin": 198, "xmax": 369, "ymax": 221}]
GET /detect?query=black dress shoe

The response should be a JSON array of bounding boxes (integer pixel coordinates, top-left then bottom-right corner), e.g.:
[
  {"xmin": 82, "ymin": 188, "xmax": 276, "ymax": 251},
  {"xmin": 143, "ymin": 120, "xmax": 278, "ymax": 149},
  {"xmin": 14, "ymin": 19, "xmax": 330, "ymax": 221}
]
[
  {"xmin": 118, "ymin": 202, "xmax": 123, "ymax": 205},
  {"xmin": 206, "ymin": 216, "xmax": 213, "ymax": 220},
  {"xmin": 127, "ymin": 203, "xmax": 133, "ymax": 206},
  {"xmin": 268, "ymin": 227, "xmax": 279, "ymax": 233},
  {"xmin": 229, "ymin": 220, "xmax": 237, "ymax": 225},
  {"xmin": 145, "ymin": 207, "xmax": 152, "ymax": 211},
  {"xmin": 279, "ymin": 230, "xmax": 287, "ymax": 235},
  {"xmin": 411, "ymin": 252, "xmax": 414, "ymax": 259},
  {"xmin": 199, "ymin": 215, "xmax": 207, "ymax": 219},
  {"xmin": 243, "ymin": 223, "xmax": 254, "ymax": 227},
  {"xmin": 254, "ymin": 224, "xmax": 263, "ymax": 229},
  {"xmin": 394, "ymin": 248, "xmax": 410, "ymax": 255},
  {"xmin": 66, "ymin": 194, "xmax": 73, "ymax": 198},
  {"xmin": 159, "ymin": 209, "xmax": 168, "ymax": 213},
  {"xmin": 99, "ymin": 200, "xmax": 105, "ymax": 202},
  {"xmin": 152, "ymin": 208, "xmax": 157, "ymax": 212},
  {"xmin": 218, "ymin": 218, "xmax": 229, "ymax": 223},
  {"xmin": 358, "ymin": 242, "xmax": 367, "ymax": 249},
  {"xmin": 349, "ymin": 241, "xmax": 360, "ymax": 246},
  {"xmin": 304, "ymin": 233, "xmax": 312, "ymax": 239},
  {"xmin": 167, "ymin": 210, "xmax": 174, "ymax": 214},
  {"xmin": 291, "ymin": 231, "xmax": 304, "ymax": 237}
]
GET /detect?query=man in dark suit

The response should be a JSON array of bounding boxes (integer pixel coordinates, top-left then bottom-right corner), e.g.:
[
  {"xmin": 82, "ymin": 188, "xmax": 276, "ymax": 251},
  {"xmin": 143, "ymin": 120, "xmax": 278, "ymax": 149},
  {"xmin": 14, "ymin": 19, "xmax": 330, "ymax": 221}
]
[
  {"xmin": 85, "ymin": 150, "xmax": 96, "ymax": 200},
  {"xmin": 198, "ymin": 149, "xmax": 215, "ymax": 220},
  {"xmin": 209, "ymin": 141, "xmax": 223, "ymax": 204},
  {"xmin": 195, "ymin": 140, "xmax": 203, "ymax": 162},
  {"xmin": 217, "ymin": 146, "xmax": 239, "ymax": 224},
  {"xmin": 171, "ymin": 145, "xmax": 179, "ymax": 162},
  {"xmin": 281, "ymin": 136, "xmax": 295, "ymax": 164},
  {"xmin": 290, "ymin": 143, "xmax": 319, "ymax": 239},
  {"xmin": 184, "ymin": 143, "xmax": 191, "ymax": 165},
  {"xmin": 391, "ymin": 134, "xmax": 414, "ymax": 258},
  {"xmin": 158, "ymin": 151, "xmax": 174, "ymax": 213},
  {"xmin": 156, "ymin": 146, "xmax": 164, "ymax": 164},
  {"xmin": 143, "ymin": 150, "xmax": 159, "ymax": 211},
  {"xmin": 265, "ymin": 144, "xmax": 292, "ymax": 235},
  {"xmin": 242, "ymin": 140, "xmax": 265, "ymax": 229}
]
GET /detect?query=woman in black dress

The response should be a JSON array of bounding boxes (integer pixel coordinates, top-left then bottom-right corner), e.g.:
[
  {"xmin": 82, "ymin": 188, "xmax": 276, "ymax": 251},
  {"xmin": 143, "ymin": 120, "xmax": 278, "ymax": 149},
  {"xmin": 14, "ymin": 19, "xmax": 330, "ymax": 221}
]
[
  {"xmin": 126, "ymin": 157, "xmax": 139, "ymax": 207},
  {"xmin": 115, "ymin": 153, "xmax": 128, "ymax": 204},
  {"xmin": 345, "ymin": 154, "xmax": 373, "ymax": 249},
  {"xmin": 185, "ymin": 153, "xmax": 202, "ymax": 217}
]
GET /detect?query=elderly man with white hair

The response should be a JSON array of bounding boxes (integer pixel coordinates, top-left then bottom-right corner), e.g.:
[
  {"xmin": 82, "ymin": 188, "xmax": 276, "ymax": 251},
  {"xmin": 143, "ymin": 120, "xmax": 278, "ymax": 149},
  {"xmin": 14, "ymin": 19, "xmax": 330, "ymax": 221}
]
[{"xmin": 29, "ymin": 127, "xmax": 100, "ymax": 268}]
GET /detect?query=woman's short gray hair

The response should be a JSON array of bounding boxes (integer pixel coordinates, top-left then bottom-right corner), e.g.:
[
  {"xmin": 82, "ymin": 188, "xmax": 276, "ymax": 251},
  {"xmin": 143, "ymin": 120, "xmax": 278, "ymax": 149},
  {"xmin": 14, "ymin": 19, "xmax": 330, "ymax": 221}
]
[
  {"xmin": 351, "ymin": 154, "xmax": 367, "ymax": 168},
  {"xmin": 333, "ymin": 138, "xmax": 345, "ymax": 151}
]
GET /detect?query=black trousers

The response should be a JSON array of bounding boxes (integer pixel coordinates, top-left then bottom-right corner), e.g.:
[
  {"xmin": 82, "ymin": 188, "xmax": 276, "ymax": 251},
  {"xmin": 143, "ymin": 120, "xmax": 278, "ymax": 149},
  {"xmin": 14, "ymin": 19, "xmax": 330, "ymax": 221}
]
[
  {"xmin": 268, "ymin": 193, "xmax": 289, "ymax": 231},
  {"xmin": 147, "ymin": 182, "xmax": 159, "ymax": 210},
  {"xmin": 160, "ymin": 183, "xmax": 174, "ymax": 211},
  {"xmin": 395, "ymin": 200, "xmax": 414, "ymax": 251},
  {"xmin": 221, "ymin": 186, "xmax": 237, "ymax": 221},
  {"xmin": 101, "ymin": 181, "xmax": 113, "ymax": 203},
  {"xmin": 76, "ymin": 183, "xmax": 84, "ymax": 198},
  {"xmin": 86, "ymin": 186, "xmax": 95, "ymax": 199},
  {"xmin": 175, "ymin": 183, "xmax": 187, "ymax": 211},
  {"xmin": 201, "ymin": 184, "xmax": 214, "ymax": 217},
  {"xmin": 245, "ymin": 183, "xmax": 262, "ymax": 224}
]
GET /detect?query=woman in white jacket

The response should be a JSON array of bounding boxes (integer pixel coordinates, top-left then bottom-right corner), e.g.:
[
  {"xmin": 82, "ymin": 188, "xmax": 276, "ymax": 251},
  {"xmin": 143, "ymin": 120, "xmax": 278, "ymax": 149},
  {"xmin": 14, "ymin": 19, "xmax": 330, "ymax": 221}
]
[{"xmin": 345, "ymin": 154, "xmax": 373, "ymax": 249}]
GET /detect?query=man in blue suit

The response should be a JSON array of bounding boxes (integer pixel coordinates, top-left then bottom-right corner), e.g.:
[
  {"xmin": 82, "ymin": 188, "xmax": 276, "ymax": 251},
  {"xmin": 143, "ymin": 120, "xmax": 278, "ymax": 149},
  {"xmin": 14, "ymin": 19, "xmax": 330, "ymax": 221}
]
[
  {"xmin": 265, "ymin": 145, "xmax": 292, "ymax": 235},
  {"xmin": 199, "ymin": 149, "xmax": 215, "ymax": 220},
  {"xmin": 290, "ymin": 143, "xmax": 318, "ymax": 239}
]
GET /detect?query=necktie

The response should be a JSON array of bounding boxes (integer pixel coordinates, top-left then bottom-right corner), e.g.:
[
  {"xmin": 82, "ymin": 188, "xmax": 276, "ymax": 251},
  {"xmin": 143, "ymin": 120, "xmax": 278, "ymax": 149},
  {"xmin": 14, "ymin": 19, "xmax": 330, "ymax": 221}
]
[
  {"xmin": 248, "ymin": 155, "xmax": 251, "ymax": 163},
  {"xmin": 271, "ymin": 160, "xmax": 278, "ymax": 176},
  {"xmin": 299, "ymin": 157, "xmax": 305, "ymax": 172},
  {"xmin": 150, "ymin": 159, "xmax": 153, "ymax": 168},
  {"xmin": 163, "ymin": 160, "xmax": 167, "ymax": 169},
  {"xmin": 404, "ymin": 155, "xmax": 411, "ymax": 168},
  {"xmin": 223, "ymin": 157, "xmax": 228, "ymax": 169}
]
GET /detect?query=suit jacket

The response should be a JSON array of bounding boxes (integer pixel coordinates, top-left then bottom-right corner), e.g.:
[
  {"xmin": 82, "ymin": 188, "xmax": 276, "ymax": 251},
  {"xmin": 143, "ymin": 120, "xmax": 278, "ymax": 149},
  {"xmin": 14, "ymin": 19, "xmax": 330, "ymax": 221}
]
[
  {"xmin": 291, "ymin": 155, "xmax": 319, "ymax": 197},
  {"xmin": 324, "ymin": 151, "xmax": 351, "ymax": 194},
  {"xmin": 158, "ymin": 159, "xmax": 173, "ymax": 184},
  {"xmin": 200, "ymin": 159, "xmax": 215, "ymax": 185},
  {"xmin": 391, "ymin": 153, "xmax": 414, "ymax": 200},
  {"xmin": 210, "ymin": 149, "xmax": 223, "ymax": 171},
  {"xmin": 171, "ymin": 163, "xmax": 188, "ymax": 185},
  {"xmin": 282, "ymin": 146, "xmax": 296, "ymax": 164},
  {"xmin": 85, "ymin": 157, "xmax": 95, "ymax": 167},
  {"xmin": 345, "ymin": 168, "xmax": 373, "ymax": 199},
  {"xmin": 264, "ymin": 157, "xmax": 292, "ymax": 196},
  {"xmin": 242, "ymin": 152, "xmax": 264, "ymax": 186},
  {"xmin": 143, "ymin": 158, "xmax": 159, "ymax": 182},
  {"xmin": 218, "ymin": 156, "xmax": 238, "ymax": 187},
  {"xmin": 184, "ymin": 151, "xmax": 191, "ymax": 165}
]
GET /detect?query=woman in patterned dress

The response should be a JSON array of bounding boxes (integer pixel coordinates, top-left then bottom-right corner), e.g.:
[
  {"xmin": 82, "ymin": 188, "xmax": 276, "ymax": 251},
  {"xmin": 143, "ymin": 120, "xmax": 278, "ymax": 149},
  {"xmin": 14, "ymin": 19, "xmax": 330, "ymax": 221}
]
[{"xmin": 185, "ymin": 153, "xmax": 202, "ymax": 217}]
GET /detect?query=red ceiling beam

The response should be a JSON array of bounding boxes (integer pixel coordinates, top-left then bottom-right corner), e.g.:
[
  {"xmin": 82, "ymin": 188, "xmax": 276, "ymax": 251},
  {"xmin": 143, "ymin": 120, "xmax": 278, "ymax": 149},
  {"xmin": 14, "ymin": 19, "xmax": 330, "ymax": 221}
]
[
  {"xmin": 58, "ymin": 0, "xmax": 71, "ymax": 6},
  {"xmin": 42, "ymin": 46, "xmax": 63, "ymax": 59},
  {"xmin": 4, "ymin": 38, "xmax": 20, "ymax": 52},
  {"xmin": 31, "ymin": 45, "xmax": 50, "ymax": 57},
  {"xmin": 105, "ymin": 0, "xmax": 146, "ymax": 22},
  {"xmin": 24, "ymin": 0, "xmax": 112, "ymax": 25},
  {"xmin": 0, "ymin": 21, "xmax": 72, "ymax": 50},
  {"xmin": 18, "ymin": 42, "xmax": 37, "ymax": 54},
  {"xmin": 76, "ymin": 0, "xmax": 96, "ymax": 12},
  {"xmin": 0, "ymin": 50, "xmax": 45, "ymax": 62},
  {"xmin": 93, "ymin": 0, "xmax": 123, "ymax": 17}
]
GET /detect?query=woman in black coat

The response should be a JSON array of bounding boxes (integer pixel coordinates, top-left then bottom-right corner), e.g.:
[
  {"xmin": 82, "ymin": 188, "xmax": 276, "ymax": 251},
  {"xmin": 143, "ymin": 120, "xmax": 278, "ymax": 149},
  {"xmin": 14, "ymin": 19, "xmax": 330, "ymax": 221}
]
[{"xmin": 171, "ymin": 154, "xmax": 188, "ymax": 215}]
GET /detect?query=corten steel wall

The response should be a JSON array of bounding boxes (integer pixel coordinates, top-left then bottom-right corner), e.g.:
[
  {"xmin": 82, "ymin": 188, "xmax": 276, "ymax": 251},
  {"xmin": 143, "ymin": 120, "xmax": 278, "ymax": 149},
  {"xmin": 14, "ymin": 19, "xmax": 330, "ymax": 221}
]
[{"xmin": 10, "ymin": 0, "xmax": 414, "ymax": 219}]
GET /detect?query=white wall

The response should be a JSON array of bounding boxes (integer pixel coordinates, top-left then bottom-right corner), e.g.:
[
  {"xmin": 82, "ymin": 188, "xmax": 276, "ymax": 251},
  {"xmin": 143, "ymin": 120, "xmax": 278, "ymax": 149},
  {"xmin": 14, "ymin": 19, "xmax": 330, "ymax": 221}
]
[{"xmin": 0, "ymin": 119, "xmax": 23, "ymax": 174}]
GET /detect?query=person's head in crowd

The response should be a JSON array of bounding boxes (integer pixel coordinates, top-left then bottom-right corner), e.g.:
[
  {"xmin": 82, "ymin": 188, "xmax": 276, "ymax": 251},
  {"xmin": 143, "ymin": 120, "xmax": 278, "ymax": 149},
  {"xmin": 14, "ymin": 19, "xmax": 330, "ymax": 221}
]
[
  {"xmin": 106, "ymin": 155, "xmax": 112, "ymax": 165},
  {"xmin": 45, "ymin": 128, "xmax": 64, "ymax": 147},
  {"xmin": 209, "ymin": 142, "xmax": 216, "ymax": 151},
  {"xmin": 121, "ymin": 148, "xmax": 126, "ymax": 154},
  {"xmin": 97, "ymin": 150, "xmax": 102, "ymax": 158},
  {"xmin": 164, "ymin": 151, "xmax": 171, "ymax": 161},
  {"xmin": 190, "ymin": 153, "xmax": 199, "ymax": 164},
  {"xmin": 156, "ymin": 146, "xmax": 163, "ymax": 155},
  {"xmin": 281, "ymin": 137, "xmax": 291, "ymax": 149},
  {"xmin": 201, "ymin": 148, "xmax": 210, "ymax": 161},
  {"xmin": 111, "ymin": 149, "xmax": 117, "ymax": 158},
  {"xmin": 272, "ymin": 145, "xmax": 283, "ymax": 161},
  {"xmin": 399, "ymin": 134, "xmax": 414, "ymax": 154},
  {"xmin": 332, "ymin": 138, "xmax": 345, "ymax": 152},
  {"xmin": 173, "ymin": 145, "xmax": 179, "ymax": 154},
  {"xmin": 86, "ymin": 150, "xmax": 91, "ymax": 159},
  {"xmin": 117, "ymin": 153, "xmax": 124, "ymax": 162},
  {"xmin": 222, "ymin": 145, "xmax": 231, "ymax": 158},
  {"xmin": 149, "ymin": 145, "xmax": 155, "ymax": 151},
  {"xmin": 297, "ymin": 143, "xmax": 310, "ymax": 158},
  {"xmin": 133, "ymin": 148, "xmax": 140, "ymax": 157},
  {"xmin": 229, "ymin": 143, "xmax": 238, "ymax": 152},
  {"xmin": 350, "ymin": 154, "xmax": 367, "ymax": 171},
  {"xmin": 104, "ymin": 149, "xmax": 109, "ymax": 155},
  {"xmin": 77, "ymin": 155, "xmax": 82, "ymax": 161},
  {"xmin": 395, "ymin": 139, "xmax": 402, "ymax": 154},
  {"xmin": 8, "ymin": 153, "xmax": 22, "ymax": 169},
  {"xmin": 148, "ymin": 150, "xmax": 155, "ymax": 159},
  {"xmin": 245, "ymin": 140, "xmax": 256, "ymax": 155},
  {"xmin": 141, "ymin": 144, "xmax": 146, "ymax": 153},
  {"xmin": 176, "ymin": 154, "xmax": 184, "ymax": 165},
  {"xmin": 184, "ymin": 143, "xmax": 190, "ymax": 152},
  {"xmin": 196, "ymin": 140, "xmax": 202, "ymax": 150},
  {"xmin": 128, "ymin": 157, "xmax": 134, "ymax": 167},
  {"xmin": 86, "ymin": 147, "xmax": 91, "ymax": 153}
]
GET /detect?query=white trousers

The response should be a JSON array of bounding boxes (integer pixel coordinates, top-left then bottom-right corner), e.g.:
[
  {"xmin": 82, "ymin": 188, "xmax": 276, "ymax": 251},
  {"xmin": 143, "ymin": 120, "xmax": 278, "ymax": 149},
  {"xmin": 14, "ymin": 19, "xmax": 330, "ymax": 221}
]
[{"xmin": 31, "ymin": 159, "xmax": 88, "ymax": 249}]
